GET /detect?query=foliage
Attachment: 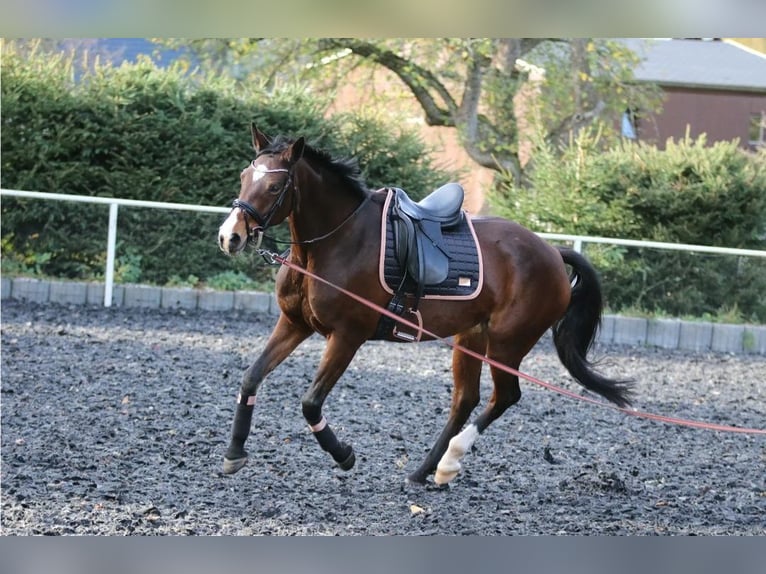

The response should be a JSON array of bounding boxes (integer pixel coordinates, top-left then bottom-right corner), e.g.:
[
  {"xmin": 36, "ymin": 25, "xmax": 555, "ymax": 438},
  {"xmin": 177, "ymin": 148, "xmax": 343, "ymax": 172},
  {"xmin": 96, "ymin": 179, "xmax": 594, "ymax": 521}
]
[
  {"xmin": 153, "ymin": 38, "xmax": 662, "ymax": 185},
  {"xmin": 491, "ymin": 126, "xmax": 640, "ymax": 237},
  {"xmin": 205, "ymin": 270, "xmax": 261, "ymax": 291},
  {"xmin": 114, "ymin": 251, "xmax": 143, "ymax": 284},
  {"xmin": 490, "ymin": 130, "xmax": 766, "ymax": 321},
  {"xmin": 1, "ymin": 42, "xmax": 453, "ymax": 287},
  {"xmin": 331, "ymin": 113, "xmax": 457, "ymax": 192},
  {"xmin": 1, "ymin": 235, "xmax": 52, "ymax": 276},
  {"xmin": 165, "ymin": 274, "xmax": 200, "ymax": 288},
  {"xmin": 526, "ymin": 39, "xmax": 660, "ymax": 148}
]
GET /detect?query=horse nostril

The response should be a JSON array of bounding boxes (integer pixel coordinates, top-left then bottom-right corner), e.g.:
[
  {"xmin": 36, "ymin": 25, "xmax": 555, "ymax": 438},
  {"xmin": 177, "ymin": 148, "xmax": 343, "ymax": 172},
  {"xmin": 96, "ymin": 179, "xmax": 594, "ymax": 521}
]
[{"xmin": 229, "ymin": 233, "xmax": 241, "ymax": 247}]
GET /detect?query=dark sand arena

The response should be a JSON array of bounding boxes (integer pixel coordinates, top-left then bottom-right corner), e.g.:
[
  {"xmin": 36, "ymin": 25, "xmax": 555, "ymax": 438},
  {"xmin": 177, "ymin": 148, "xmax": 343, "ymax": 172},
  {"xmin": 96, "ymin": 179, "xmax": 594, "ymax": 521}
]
[{"xmin": 2, "ymin": 300, "xmax": 764, "ymax": 535}]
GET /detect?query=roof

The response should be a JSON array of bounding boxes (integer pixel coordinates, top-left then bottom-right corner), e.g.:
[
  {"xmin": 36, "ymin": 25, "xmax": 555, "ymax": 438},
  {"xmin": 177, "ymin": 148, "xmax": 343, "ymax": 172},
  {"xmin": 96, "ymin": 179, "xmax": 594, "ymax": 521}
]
[{"xmin": 621, "ymin": 38, "xmax": 766, "ymax": 93}]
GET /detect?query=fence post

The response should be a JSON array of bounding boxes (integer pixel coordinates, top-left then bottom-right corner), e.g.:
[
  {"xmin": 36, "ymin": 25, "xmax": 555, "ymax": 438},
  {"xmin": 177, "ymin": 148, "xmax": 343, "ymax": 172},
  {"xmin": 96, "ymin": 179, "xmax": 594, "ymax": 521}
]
[
  {"xmin": 573, "ymin": 238, "xmax": 583, "ymax": 253},
  {"xmin": 104, "ymin": 202, "xmax": 119, "ymax": 307}
]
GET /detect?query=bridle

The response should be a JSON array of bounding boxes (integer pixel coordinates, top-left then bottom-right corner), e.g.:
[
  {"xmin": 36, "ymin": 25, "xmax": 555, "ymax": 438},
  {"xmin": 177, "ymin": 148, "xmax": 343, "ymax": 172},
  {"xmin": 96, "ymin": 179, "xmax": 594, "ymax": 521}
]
[
  {"xmin": 228, "ymin": 159, "xmax": 370, "ymax": 254},
  {"xmin": 231, "ymin": 161, "xmax": 294, "ymax": 249}
]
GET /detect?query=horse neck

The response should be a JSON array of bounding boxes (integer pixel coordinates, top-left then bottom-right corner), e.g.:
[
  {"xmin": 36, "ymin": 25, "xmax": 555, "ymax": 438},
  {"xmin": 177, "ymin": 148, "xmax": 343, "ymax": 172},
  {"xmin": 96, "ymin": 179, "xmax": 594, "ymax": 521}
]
[{"xmin": 288, "ymin": 162, "xmax": 368, "ymax": 254}]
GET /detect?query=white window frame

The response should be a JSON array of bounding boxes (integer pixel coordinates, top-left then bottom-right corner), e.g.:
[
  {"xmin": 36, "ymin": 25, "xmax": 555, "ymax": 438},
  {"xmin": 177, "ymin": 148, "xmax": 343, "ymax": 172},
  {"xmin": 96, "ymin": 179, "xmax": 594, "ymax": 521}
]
[{"xmin": 749, "ymin": 111, "xmax": 766, "ymax": 148}]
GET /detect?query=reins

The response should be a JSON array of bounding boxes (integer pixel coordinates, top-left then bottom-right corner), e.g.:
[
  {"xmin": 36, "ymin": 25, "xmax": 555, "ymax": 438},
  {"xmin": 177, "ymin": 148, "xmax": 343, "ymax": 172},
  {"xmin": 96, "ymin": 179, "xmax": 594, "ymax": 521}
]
[
  {"xmin": 261, "ymin": 248, "xmax": 766, "ymax": 437},
  {"xmin": 261, "ymin": 195, "xmax": 372, "ymax": 248}
]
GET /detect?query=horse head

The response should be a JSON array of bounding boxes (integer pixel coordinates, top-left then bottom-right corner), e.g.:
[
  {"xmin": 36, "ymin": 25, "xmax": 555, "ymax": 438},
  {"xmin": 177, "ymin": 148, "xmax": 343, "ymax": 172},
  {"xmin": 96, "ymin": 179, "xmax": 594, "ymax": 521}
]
[{"xmin": 218, "ymin": 124, "xmax": 304, "ymax": 255}]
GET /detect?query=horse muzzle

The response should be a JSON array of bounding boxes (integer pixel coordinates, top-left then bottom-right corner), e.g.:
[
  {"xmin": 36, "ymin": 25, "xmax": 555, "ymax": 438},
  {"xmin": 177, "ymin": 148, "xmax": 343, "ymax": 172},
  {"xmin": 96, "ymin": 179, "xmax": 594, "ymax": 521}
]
[
  {"xmin": 219, "ymin": 206, "xmax": 263, "ymax": 255},
  {"xmin": 218, "ymin": 231, "xmax": 242, "ymax": 255},
  {"xmin": 218, "ymin": 227, "xmax": 264, "ymax": 255}
]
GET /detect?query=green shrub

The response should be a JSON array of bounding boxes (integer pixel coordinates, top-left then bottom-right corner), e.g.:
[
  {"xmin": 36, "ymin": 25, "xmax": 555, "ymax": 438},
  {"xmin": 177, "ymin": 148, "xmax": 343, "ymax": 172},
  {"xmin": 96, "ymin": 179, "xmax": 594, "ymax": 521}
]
[
  {"xmin": 165, "ymin": 274, "xmax": 200, "ymax": 288},
  {"xmin": 1, "ymin": 42, "xmax": 453, "ymax": 288},
  {"xmin": 490, "ymin": 129, "xmax": 766, "ymax": 322},
  {"xmin": 205, "ymin": 270, "xmax": 261, "ymax": 291}
]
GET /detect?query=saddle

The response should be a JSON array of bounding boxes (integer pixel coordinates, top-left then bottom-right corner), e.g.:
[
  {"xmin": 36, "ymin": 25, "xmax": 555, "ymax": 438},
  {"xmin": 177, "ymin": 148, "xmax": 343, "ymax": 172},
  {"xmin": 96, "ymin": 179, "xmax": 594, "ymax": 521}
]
[
  {"xmin": 374, "ymin": 184, "xmax": 482, "ymax": 341},
  {"xmin": 390, "ymin": 183, "xmax": 465, "ymax": 292}
]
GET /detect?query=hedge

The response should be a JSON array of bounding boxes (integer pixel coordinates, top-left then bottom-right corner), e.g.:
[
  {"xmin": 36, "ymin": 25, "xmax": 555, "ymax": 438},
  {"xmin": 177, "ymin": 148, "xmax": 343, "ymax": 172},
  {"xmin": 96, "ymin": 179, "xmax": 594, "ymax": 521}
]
[
  {"xmin": 490, "ymin": 130, "xmax": 766, "ymax": 322},
  {"xmin": 1, "ymin": 45, "xmax": 453, "ymax": 287}
]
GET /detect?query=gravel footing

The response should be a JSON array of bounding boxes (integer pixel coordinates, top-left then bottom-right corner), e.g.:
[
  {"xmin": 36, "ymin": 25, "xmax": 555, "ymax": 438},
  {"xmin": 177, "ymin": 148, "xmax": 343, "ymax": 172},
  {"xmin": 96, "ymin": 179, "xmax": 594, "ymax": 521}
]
[{"xmin": 2, "ymin": 300, "xmax": 764, "ymax": 535}]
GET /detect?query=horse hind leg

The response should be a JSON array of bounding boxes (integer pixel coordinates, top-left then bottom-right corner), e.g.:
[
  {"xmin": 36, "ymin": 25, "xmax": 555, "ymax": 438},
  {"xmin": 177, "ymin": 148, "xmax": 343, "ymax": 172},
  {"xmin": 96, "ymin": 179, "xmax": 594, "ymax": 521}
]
[
  {"xmin": 407, "ymin": 327, "xmax": 486, "ymax": 484},
  {"xmin": 434, "ymin": 346, "xmax": 523, "ymax": 485}
]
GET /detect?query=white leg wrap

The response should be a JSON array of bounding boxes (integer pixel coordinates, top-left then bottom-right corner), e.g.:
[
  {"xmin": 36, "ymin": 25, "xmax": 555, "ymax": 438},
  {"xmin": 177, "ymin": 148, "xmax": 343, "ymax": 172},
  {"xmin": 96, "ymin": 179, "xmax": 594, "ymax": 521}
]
[{"xmin": 434, "ymin": 424, "xmax": 479, "ymax": 485}]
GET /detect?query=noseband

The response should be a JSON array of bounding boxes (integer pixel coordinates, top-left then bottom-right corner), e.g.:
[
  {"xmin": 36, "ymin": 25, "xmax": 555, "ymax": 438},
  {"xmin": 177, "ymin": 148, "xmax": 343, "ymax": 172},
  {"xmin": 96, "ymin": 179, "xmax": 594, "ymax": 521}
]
[{"xmin": 231, "ymin": 163, "xmax": 294, "ymax": 247}]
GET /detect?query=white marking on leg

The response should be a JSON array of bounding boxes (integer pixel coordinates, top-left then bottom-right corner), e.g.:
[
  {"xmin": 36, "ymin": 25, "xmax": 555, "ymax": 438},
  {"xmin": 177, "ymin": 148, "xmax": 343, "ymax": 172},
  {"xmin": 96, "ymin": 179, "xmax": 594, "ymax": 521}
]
[{"xmin": 434, "ymin": 424, "xmax": 480, "ymax": 485}]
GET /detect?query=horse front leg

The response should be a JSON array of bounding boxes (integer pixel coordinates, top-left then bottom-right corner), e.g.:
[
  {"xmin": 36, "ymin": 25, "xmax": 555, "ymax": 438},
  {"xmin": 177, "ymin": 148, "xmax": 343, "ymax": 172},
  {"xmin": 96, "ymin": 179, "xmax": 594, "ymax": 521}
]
[
  {"xmin": 301, "ymin": 332, "xmax": 363, "ymax": 471},
  {"xmin": 223, "ymin": 314, "xmax": 311, "ymax": 474}
]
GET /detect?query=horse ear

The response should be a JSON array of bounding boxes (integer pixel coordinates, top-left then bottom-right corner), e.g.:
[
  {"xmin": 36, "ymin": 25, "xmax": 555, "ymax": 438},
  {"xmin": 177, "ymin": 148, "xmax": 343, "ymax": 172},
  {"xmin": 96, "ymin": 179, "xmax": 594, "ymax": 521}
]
[
  {"xmin": 251, "ymin": 123, "xmax": 271, "ymax": 153},
  {"xmin": 288, "ymin": 137, "xmax": 305, "ymax": 164}
]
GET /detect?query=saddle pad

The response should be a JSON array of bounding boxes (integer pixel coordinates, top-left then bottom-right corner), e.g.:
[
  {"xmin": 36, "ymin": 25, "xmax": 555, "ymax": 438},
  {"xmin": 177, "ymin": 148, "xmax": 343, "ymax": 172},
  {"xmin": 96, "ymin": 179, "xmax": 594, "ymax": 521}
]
[{"xmin": 378, "ymin": 189, "xmax": 483, "ymax": 300}]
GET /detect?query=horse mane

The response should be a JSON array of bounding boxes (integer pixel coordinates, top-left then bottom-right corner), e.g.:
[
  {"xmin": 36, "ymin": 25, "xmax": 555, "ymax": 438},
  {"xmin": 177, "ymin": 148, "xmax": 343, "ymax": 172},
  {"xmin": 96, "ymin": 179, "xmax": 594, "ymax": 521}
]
[{"xmin": 259, "ymin": 135, "xmax": 370, "ymax": 200}]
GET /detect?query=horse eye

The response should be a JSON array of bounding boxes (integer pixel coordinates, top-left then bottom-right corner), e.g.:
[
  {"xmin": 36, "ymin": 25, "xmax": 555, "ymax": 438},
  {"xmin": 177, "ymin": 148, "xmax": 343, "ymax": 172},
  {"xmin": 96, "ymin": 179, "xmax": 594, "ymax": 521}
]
[{"xmin": 268, "ymin": 183, "xmax": 281, "ymax": 193}]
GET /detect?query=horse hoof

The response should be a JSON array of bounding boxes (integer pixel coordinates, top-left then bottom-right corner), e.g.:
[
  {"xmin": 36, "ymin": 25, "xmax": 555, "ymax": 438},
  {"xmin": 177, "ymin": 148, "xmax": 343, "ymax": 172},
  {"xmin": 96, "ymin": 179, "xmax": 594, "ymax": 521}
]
[
  {"xmin": 434, "ymin": 467, "xmax": 459, "ymax": 485},
  {"xmin": 223, "ymin": 456, "xmax": 248, "ymax": 475},
  {"xmin": 405, "ymin": 473, "xmax": 427, "ymax": 486},
  {"xmin": 337, "ymin": 449, "xmax": 356, "ymax": 471}
]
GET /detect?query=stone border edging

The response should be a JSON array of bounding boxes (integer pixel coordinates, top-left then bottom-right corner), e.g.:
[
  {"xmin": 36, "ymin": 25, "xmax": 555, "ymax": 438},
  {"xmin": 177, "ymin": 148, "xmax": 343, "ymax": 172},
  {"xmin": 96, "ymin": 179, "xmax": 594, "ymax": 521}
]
[
  {"xmin": 2, "ymin": 276, "xmax": 278, "ymax": 316},
  {"xmin": 3, "ymin": 276, "xmax": 765, "ymax": 355}
]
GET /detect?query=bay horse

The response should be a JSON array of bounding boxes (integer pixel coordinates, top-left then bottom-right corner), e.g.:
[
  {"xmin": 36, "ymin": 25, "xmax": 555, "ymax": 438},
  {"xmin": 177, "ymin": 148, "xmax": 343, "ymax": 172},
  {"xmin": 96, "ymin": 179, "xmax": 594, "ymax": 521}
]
[{"xmin": 217, "ymin": 125, "xmax": 633, "ymax": 485}]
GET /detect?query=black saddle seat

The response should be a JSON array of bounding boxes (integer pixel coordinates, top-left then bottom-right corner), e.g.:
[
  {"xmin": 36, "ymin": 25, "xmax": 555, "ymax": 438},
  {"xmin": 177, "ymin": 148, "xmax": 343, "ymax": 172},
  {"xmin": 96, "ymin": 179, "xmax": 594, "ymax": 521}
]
[
  {"xmin": 392, "ymin": 183, "xmax": 464, "ymax": 227},
  {"xmin": 389, "ymin": 183, "xmax": 467, "ymax": 299}
]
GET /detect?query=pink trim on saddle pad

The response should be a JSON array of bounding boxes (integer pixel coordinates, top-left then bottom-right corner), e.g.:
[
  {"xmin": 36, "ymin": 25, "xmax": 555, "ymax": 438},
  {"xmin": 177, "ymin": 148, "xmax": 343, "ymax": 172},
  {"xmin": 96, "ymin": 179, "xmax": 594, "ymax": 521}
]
[{"xmin": 377, "ymin": 188, "xmax": 484, "ymax": 301}]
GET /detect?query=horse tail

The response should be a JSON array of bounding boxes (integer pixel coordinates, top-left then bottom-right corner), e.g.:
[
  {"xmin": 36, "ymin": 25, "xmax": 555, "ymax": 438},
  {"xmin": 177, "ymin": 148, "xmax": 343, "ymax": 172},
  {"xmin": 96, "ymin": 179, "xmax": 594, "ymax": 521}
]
[{"xmin": 552, "ymin": 247, "xmax": 634, "ymax": 408}]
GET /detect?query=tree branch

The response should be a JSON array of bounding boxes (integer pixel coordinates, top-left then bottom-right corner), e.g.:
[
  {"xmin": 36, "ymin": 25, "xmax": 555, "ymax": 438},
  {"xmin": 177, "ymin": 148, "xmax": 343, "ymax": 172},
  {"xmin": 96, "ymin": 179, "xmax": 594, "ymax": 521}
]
[
  {"xmin": 318, "ymin": 38, "xmax": 458, "ymax": 126},
  {"xmin": 457, "ymin": 47, "xmax": 487, "ymax": 141}
]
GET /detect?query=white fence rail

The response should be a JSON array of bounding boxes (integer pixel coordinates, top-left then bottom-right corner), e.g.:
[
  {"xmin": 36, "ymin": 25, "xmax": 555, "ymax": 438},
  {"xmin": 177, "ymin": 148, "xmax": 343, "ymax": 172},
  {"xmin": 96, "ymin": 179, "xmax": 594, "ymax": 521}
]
[
  {"xmin": 3, "ymin": 188, "xmax": 766, "ymax": 307},
  {"xmin": 2, "ymin": 189, "xmax": 230, "ymax": 307}
]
